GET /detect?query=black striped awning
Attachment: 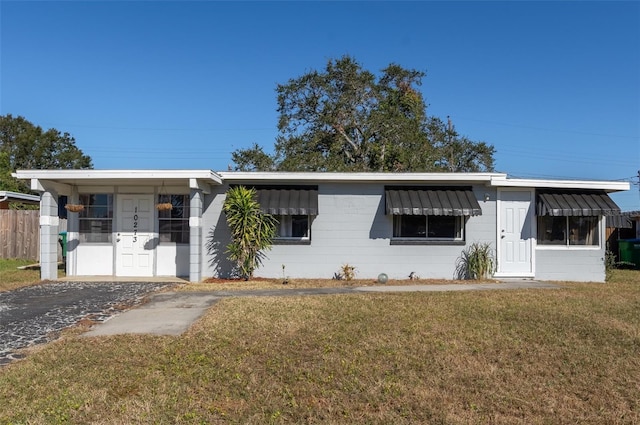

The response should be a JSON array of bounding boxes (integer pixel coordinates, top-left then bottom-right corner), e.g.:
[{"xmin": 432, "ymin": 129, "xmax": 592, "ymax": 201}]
[
  {"xmin": 536, "ymin": 190, "xmax": 620, "ymax": 217},
  {"xmin": 256, "ymin": 189, "xmax": 318, "ymax": 215},
  {"xmin": 385, "ymin": 188, "xmax": 482, "ymax": 216}
]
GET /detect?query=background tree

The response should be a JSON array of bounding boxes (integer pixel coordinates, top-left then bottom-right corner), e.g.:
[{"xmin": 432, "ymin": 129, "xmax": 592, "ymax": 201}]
[
  {"xmin": 231, "ymin": 55, "xmax": 495, "ymax": 172},
  {"xmin": 429, "ymin": 117, "xmax": 495, "ymax": 172},
  {"xmin": 222, "ymin": 186, "xmax": 277, "ymax": 280},
  {"xmin": 0, "ymin": 114, "xmax": 93, "ymax": 192},
  {"xmin": 231, "ymin": 143, "xmax": 276, "ymax": 172}
]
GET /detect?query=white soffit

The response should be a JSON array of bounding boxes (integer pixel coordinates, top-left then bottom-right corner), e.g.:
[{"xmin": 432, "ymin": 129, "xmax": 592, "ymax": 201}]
[
  {"xmin": 490, "ymin": 176, "xmax": 630, "ymax": 192},
  {"xmin": 13, "ymin": 169, "xmax": 223, "ymax": 185},
  {"xmin": 218, "ymin": 171, "xmax": 507, "ymax": 183}
]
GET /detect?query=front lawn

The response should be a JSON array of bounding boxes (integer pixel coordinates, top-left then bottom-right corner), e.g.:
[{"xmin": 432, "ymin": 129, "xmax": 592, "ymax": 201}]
[
  {"xmin": 0, "ymin": 258, "xmax": 66, "ymax": 292},
  {"xmin": 0, "ymin": 270, "xmax": 638, "ymax": 424},
  {"xmin": 0, "ymin": 258, "xmax": 44, "ymax": 292}
]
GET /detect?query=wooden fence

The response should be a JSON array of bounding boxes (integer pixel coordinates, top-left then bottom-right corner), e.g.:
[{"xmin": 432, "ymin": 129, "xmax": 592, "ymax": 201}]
[{"xmin": 0, "ymin": 210, "xmax": 67, "ymax": 261}]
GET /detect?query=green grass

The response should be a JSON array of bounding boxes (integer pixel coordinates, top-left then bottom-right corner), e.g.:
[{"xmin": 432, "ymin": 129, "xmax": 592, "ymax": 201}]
[{"xmin": 0, "ymin": 270, "xmax": 639, "ymax": 424}]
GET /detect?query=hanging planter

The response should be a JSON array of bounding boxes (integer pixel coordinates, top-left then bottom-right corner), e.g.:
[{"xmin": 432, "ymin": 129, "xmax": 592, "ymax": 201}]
[
  {"xmin": 156, "ymin": 202, "xmax": 173, "ymax": 211},
  {"xmin": 64, "ymin": 204, "xmax": 84, "ymax": 213},
  {"xmin": 156, "ymin": 181, "xmax": 173, "ymax": 211}
]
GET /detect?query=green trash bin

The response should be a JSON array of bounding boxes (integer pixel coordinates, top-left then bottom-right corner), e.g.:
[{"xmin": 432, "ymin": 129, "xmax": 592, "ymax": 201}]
[
  {"xmin": 618, "ymin": 239, "xmax": 640, "ymax": 269},
  {"xmin": 58, "ymin": 231, "xmax": 68, "ymax": 260}
]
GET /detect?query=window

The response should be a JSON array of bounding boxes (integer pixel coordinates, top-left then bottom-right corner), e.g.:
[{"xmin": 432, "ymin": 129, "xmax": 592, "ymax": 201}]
[
  {"xmin": 79, "ymin": 194, "xmax": 113, "ymax": 243},
  {"xmin": 158, "ymin": 194, "xmax": 190, "ymax": 244},
  {"xmin": 537, "ymin": 216, "xmax": 599, "ymax": 246},
  {"xmin": 393, "ymin": 215, "xmax": 463, "ymax": 241},
  {"xmin": 274, "ymin": 214, "xmax": 310, "ymax": 241}
]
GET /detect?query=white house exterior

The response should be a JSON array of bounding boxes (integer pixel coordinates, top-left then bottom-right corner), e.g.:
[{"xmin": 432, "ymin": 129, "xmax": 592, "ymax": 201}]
[{"xmin": 13, "ymin": 170, "xmax": 630, "ymax": 283}]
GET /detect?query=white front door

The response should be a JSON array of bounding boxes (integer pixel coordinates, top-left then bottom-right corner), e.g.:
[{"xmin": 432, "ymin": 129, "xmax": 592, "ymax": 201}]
[
  {"xmin": 497, "ymin": 190, "xmax": 534, "ymax": 276},
  {"xmin": 116, "ymin": 194, "xmax": 155, "ymax": 277}
]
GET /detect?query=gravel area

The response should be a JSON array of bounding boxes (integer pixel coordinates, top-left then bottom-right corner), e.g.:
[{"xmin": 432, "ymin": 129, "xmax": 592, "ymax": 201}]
[{"xmin": 0, "ymin": 281, "xmax": 174, "ymax": 366}]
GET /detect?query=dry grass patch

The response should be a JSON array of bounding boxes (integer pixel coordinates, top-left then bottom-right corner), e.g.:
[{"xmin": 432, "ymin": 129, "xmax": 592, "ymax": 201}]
[
  {"xmin": 186, "ymin": 277, "xmax": 498, "ymax": 292},
  {"xmin": 0, "ymin": 270, "xmax": 638, "ymax": 424}
]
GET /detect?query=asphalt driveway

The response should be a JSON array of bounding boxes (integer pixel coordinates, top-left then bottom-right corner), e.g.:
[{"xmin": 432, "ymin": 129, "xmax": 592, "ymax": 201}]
[{"xmin": 0, "ymin": 281, "xmax": 174, "ymax": 366}]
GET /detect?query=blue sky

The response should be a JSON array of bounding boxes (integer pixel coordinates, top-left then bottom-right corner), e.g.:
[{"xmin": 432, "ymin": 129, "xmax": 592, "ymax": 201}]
[{"xmin": 1, "ymin": 1, "xmax": 638, "ymax": 210}]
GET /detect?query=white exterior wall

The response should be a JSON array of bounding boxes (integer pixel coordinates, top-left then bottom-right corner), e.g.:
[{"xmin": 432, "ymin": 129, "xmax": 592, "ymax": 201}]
[
  {"xmin": 202, "ymin": 183, "xmax": 498, "ymax": 280},
  {"xmin": 157, "ymin": 244, "xmax": 189, "ymax": 277},
  {"xmin": 535, "ymin": 249, "xmax": 606, "ymax": 282},
  {"xmin": 76, "ymin": 244, "xmax": 114, "ymax": 275}
]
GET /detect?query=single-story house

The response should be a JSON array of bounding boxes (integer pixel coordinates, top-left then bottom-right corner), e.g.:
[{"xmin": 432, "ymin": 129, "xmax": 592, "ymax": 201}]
[
  {"xmin": 0, "ymin": 190, "xmax": 40, "ymax": 209},
  {"xmin": 13, "ymin": 170, "xmax": 630, "ymax": 283}
]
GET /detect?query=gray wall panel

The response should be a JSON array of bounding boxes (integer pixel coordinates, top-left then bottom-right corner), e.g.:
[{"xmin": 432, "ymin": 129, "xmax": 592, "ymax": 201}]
[{"xmin": 201, "ymin": 183, "xmax": 499, "ymax": 280}]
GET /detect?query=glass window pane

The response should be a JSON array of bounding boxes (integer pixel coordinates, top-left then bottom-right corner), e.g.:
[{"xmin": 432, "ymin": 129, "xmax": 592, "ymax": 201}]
[
  {"xmin": 158, "ymin": 194, "xmax": 190, "ymax": 244},
  {"xmin": 394, "ymin": 215, "xmax": 426, "ymax": 238},
  {"xmin": 274, "ymin": 215, "xmax": 310, "ymax": 240},
  {"xmin": 291, "ymin": 215, "xmax": 309, "ymax": 238},
  {"xmin": 537, "ymin": 216, "xmax": 567, "ymax": 245},
  {"xmin": 428, "ymin": 216, "xmax": 458, "ymax": 238},
  {"xmin": 568, "ymin": 217, "xmax": 599, "ymax": 246},
  {"xmin": 79, "ymin": 194, "xmax": 113, "ymax": 243}
]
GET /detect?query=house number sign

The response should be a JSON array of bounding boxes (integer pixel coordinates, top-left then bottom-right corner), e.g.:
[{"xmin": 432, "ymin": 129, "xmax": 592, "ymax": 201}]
[{"xmin": 132, "ymin": 206, "xmax": 138, "ymax": 243}]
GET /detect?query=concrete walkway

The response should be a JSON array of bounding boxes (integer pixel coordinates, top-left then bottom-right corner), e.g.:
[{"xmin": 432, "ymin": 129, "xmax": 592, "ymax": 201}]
[{"xmin": 84, "ymin": 280, "xmax": 560, "ymax": 337}]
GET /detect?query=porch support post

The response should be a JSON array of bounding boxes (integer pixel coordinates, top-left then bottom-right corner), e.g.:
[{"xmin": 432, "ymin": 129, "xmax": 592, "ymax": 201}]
[
  {"xmin": 65, "ymin": 187, "xmax": 79, "ymax": 276},
  {"xmin": 39, "ymin": 189, "xmax": 59, "ymax": 281},
  {"xmin": 189, "ymin": 188, "xmax": 203, "ymax": 282}
]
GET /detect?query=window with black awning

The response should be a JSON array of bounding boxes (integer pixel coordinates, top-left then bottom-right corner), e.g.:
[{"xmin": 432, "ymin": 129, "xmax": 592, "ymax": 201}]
[
  {"xmin": 536, "ymin": 190, "xmax": 620, "ymax": 247},
  {"xmin": 385, "ymin": 187, "xmax": 481, "ymax": 242}
]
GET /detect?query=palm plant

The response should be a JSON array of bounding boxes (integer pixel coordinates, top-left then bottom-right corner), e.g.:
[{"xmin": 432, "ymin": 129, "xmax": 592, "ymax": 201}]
[{"xmin": 223, "ymin": 186, "xmax": 277, "ymax": 280}]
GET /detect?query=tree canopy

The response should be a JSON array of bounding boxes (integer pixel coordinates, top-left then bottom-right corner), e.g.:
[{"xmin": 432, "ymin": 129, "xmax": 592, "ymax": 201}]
[
  {"xmin": 0, "ymin": 114, "xmax": 93, "ymax": 192},
  {"xmin": 232, "ymin": 56, "xmax": 495, "ymax": 173}
]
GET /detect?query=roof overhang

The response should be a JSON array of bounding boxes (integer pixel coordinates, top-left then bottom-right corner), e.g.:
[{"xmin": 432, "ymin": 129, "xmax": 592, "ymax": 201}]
[
  {"xmin": 12, "ymin": 169, "xmax": 223, "ymax": 195},
  {"xmin": 219, "ymin": 171, "xmax": 506, "ymax": 184},
  {"xmin": 489, "ymin": 176, "xmax": 630, "ymax": 192},
  {"xmin": 0, "ymin": 191, "xmax": 40, "ymax": 203}
]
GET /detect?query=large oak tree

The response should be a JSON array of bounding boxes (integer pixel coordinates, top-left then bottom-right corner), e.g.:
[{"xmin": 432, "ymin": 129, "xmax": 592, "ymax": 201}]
[{"xmin": 232, "ymin": 56, "xmax": 495, "ymax": 172}]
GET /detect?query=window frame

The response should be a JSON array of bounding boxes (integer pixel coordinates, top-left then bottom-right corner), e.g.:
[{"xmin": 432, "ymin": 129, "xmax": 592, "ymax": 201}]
[
  {"xmin": 78, "ymin": 194, "xmax": 113, "ymax": 244},
  {"xmin": 391, "ymin": 214, "xmax": 465, "ymax": 245},
  {"xmin": 158, "ymin": 194, "xmax": 190, "ymax": 245},
  {"xmin": 537, "ymin": 215, "xmax": 601, "ymax": 248},
  {"xmin": 273, "ymin": 214, "xmax": 311, "ymax": 245}
]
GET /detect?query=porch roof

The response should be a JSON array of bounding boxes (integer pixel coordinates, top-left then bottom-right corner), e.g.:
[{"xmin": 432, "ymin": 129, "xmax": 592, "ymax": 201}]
[{"xmin": 13, "ymin": 170, "xmax": 222, "ymax": 194}]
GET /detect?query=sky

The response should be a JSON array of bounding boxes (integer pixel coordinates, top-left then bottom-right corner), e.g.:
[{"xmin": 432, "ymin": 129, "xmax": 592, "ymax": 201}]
[{"xmin": 1, "ymin": 1, "xmax": 639, "ymax": 210}]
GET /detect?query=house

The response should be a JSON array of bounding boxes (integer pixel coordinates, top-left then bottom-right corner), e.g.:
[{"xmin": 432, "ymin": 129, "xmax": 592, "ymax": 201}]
[
  {"xmin": 0, "ymin": 190, "xmax": 40, "ymax": 209},
  {"xmin": 13, "ymin": 170, "xmax": 630, "ymax": 283}
]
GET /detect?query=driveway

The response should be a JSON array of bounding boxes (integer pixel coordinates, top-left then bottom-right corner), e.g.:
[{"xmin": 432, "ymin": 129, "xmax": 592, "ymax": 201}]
[{"xmin": 0, "ymin": 281, "xmax": 174, "ymax": 366}]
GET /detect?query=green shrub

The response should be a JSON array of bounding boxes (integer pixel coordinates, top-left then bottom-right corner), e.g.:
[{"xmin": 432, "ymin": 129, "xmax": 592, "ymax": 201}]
[{"xmin": 455, "ymin": 242, "xmax": 496, "ymax": 280}]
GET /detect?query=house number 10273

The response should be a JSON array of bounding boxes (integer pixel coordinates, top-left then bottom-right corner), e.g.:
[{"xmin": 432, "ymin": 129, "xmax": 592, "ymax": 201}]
[{"xmin": 133, "ymin": 206, "xmax": 138, "ymax": 243}]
